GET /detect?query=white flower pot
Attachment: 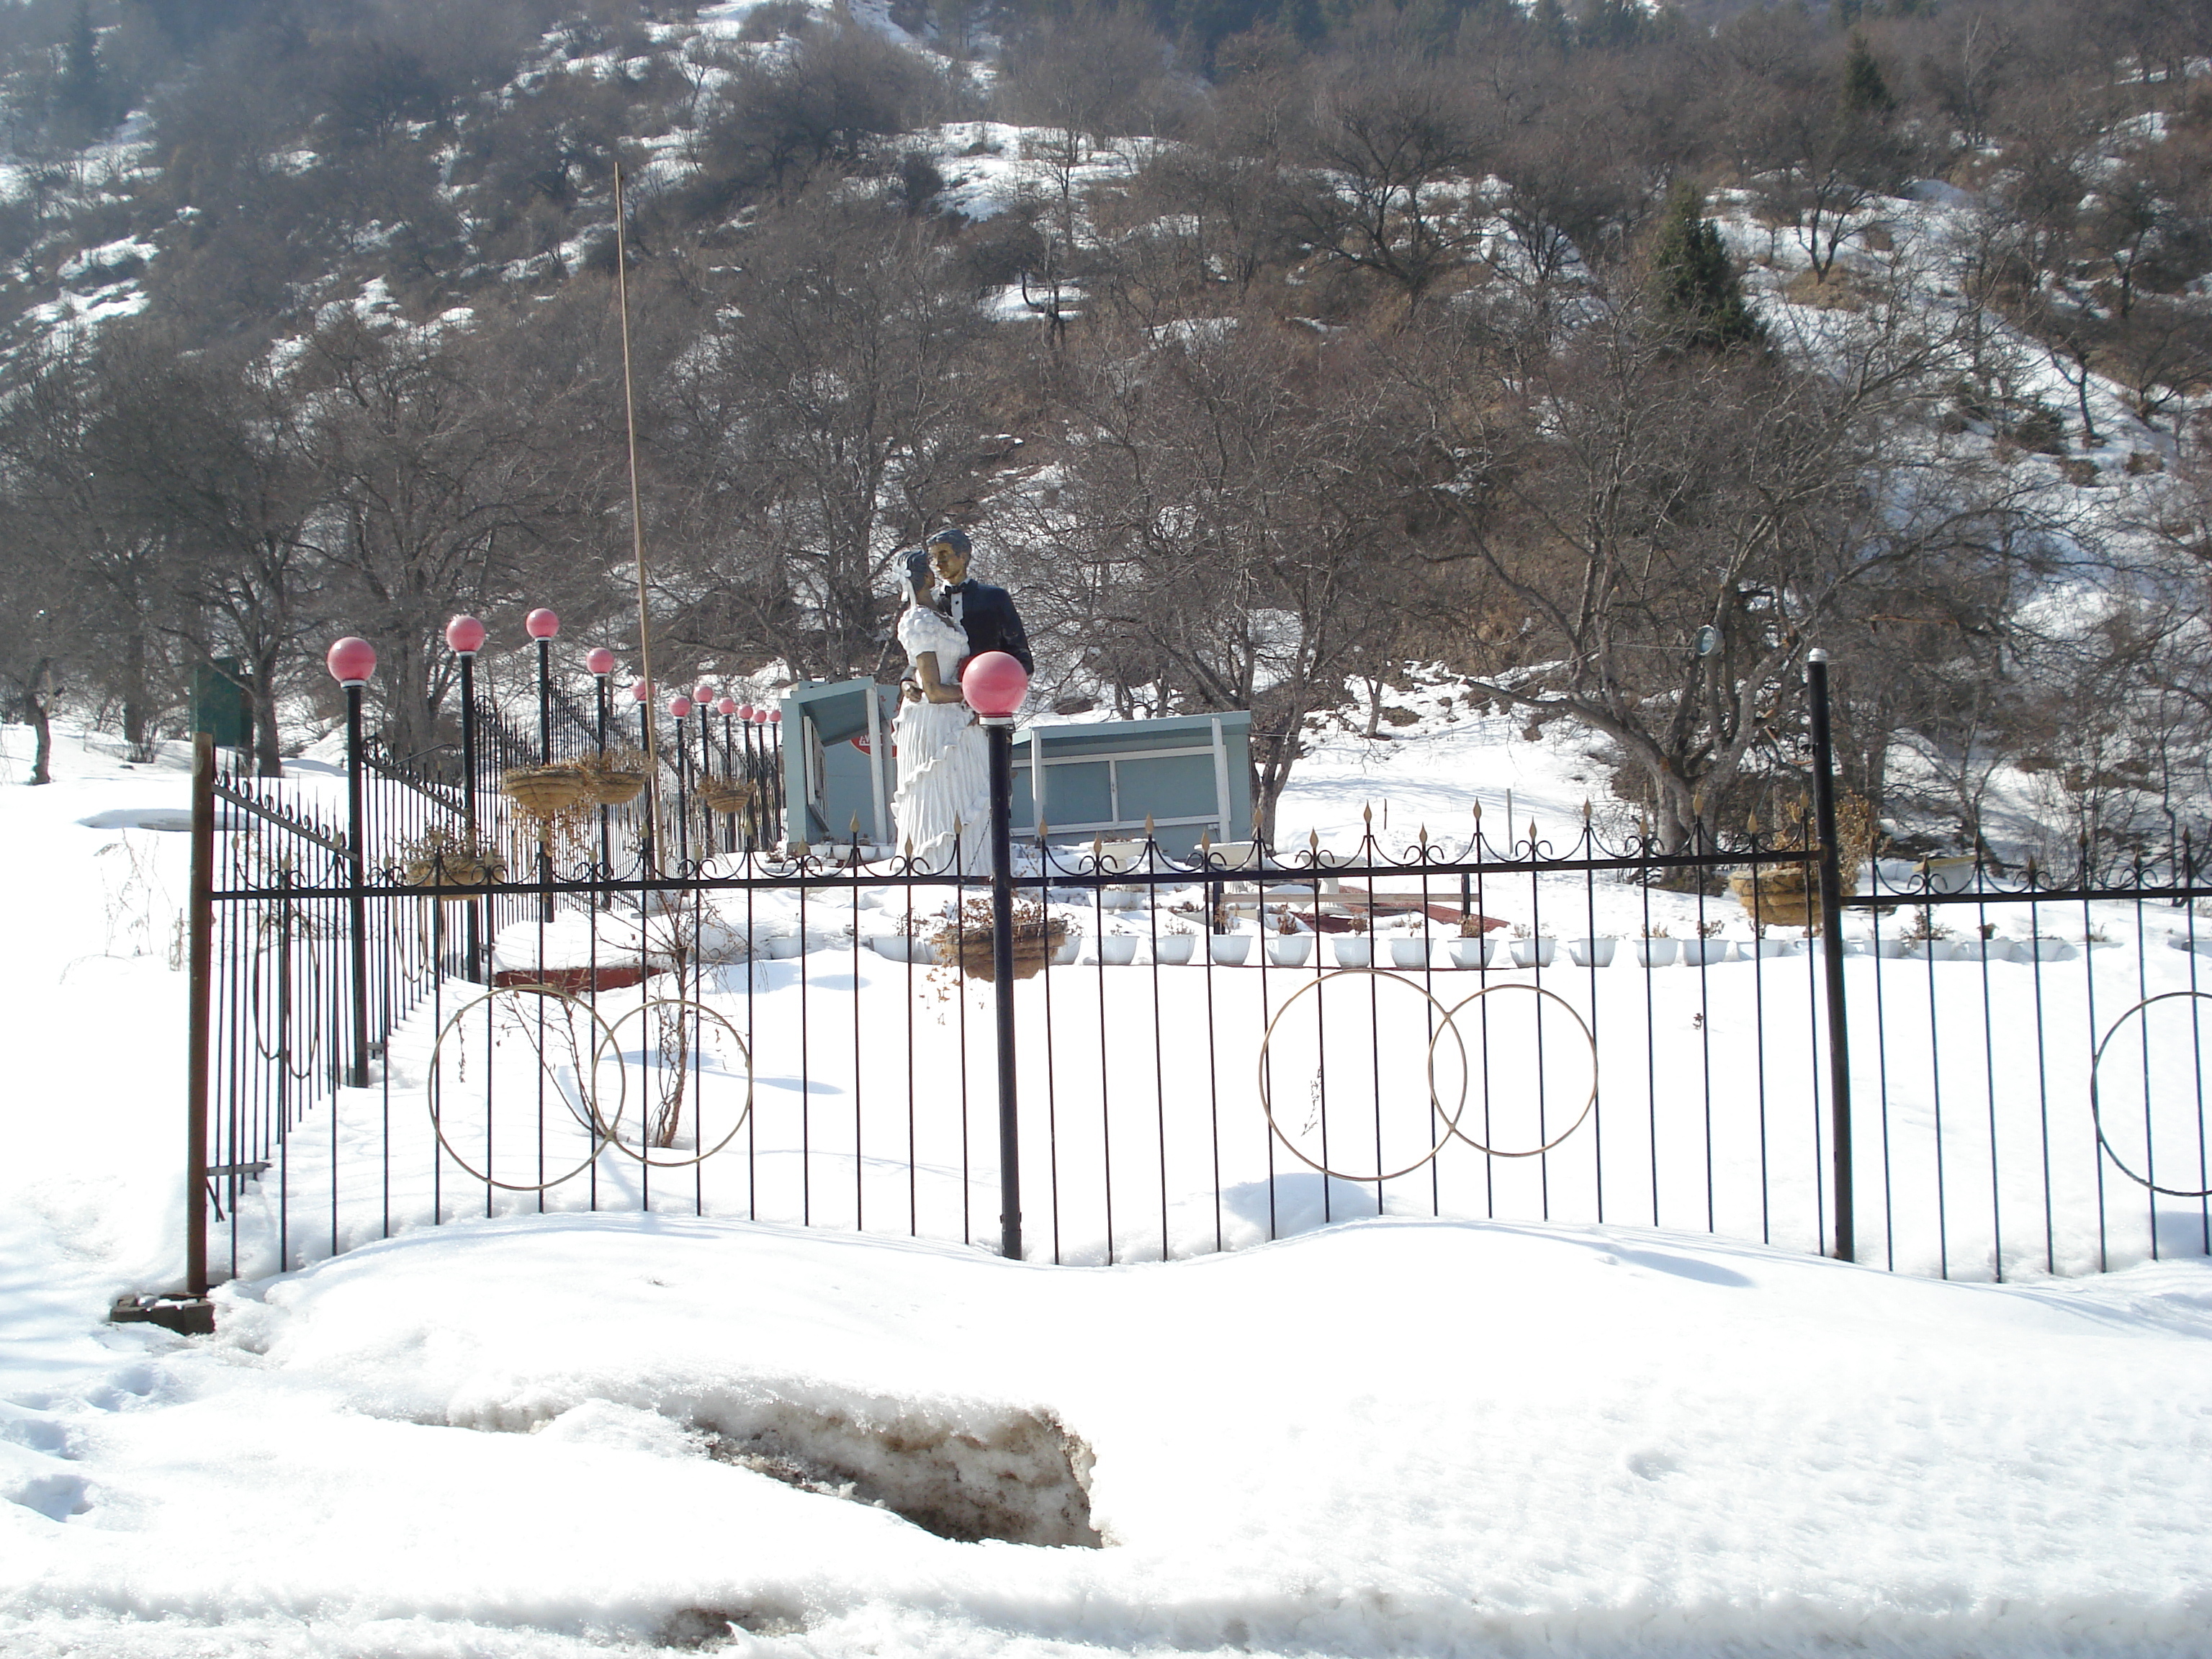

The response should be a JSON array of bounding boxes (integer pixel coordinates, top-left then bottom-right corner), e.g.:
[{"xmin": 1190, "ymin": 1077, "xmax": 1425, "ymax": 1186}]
[
  {"xmin": 1509, "ymin": 937, "xmax": 1555, "ymax": 968},
  {"xmin": 1197, "ymin": 840, "xmax": 1262, "ymax": 872},
  {"xmin": 1152, "ymin": 935, "xmax": 1197, "ymax": 966},
  {"xmin": 1267, "ymin": 935, "xmax": 1313, "ymax": 968},
  {"xmin": 1052, "ymin": 932, "xmax": 1082, "ymax": 966},
  {"xmin": 765, "ymin": 933, "xmax": 804, "ymax": 960},
  {"xmin": 1449, "ymin": 936, "xmax": 1497, "ymax": 969},
  {"xmin": 1678, "ymin": 939, "xmax": 1730, "ymax": 966},
  {"xmin": 1902, "ymin": 938, "xmax": 1951, "ymax": 962},
  {"xmin": 1953, "ymin": 937, "xmax": 2013, "ymax": 963},
  {"xmin": 1331, "ymin": 936, "xmax": 1372, "ymax": 968},
  {"xmin": 868, "ymin": 935, "xmax": 908, "ymax": 961},
  {"xmin": 1390, "ymin": 938, "xmax": 1432, "ymax": 970},
  {"xmin": 1869, "ymin": 937, "xmax": 1907, "ymax": 958},
  {"xmin": 1098, "ymin": 935, "xmax": 1138, "ymax": 966},
  {"xmin": 1209, "ymin": 934, "xmax": 1252, "ymax": 966},
  {"xmin": 1566, "ymin": 938, "xmax": 1616, "ymax": 968},
  {"xmin": 1632, "ymin": 938, "xmax": 1677, "ymax": 967},
  {"xmin": 2018, "ymin": 937, "xmax": 2072, "ymax": 961},
  {"xmin": 1750, "ymin": 938, "xmax": 1798, "ymax": 958},
  {"xmin": 1095, "ymin": 842, "xmax": 1147, "ymax": 874}
]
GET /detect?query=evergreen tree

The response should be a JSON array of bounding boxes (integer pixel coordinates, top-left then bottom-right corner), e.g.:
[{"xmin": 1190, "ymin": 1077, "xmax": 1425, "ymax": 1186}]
[
  {"xmin": 1839, "ymin": 32, "xmax": 1894, "ymax": 115},
  {"xmin": 1648, "ymin": 180, "xmax": 1761, "ymax": 349},
  {"xmin": 55, "ymin": 0, "xmax": 109, "ymax": 138},
  {"xmin": 1531, "ymin": 0, "xmax": 1572, "ymax": 54}
]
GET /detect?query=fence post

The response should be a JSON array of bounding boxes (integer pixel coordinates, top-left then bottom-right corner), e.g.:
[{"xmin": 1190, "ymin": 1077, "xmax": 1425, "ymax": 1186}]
[
  {"xmin": 327, "ymin": 638, "xmax": 376, "ymax": 1089},
  {"xmin": 1806, "ymin": 649, "xmax": 1856, "ymax": 1263},
  {"xmin": 447, "ymin": 617, "xmax": 486, "ymax": 981},
  {"xmin": 966, "ymin": 652, "xmax": 1031, "ymax": 1261},
  {"xmin": 185, "ymin": 732, "xmax": 215, "ymax": 1298}
]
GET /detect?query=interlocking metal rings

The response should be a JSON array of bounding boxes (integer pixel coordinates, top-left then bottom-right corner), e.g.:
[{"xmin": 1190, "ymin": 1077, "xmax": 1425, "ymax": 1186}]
[
  {"xmin": 2090, "ymin": 990, "xmax": 2212, "ymax": 1198},
  {"xmin": 1256, "ymin": 968, "xmax": 1601, "ymax": 1178},
  {"xmin": 592, "ymin": 997, "xmax": 755, "ymax": 1170},
  {"xmin": 426, "ymin": 984, "xmax": 625, "ymax": 1192},
  {"xmin": 1257, "ymin": 968, "xmax": 1470, "ymax": 1182},
  {"xmin": 1429, "ymin": 981, "xmax": 1599, "ymax": 1158}
]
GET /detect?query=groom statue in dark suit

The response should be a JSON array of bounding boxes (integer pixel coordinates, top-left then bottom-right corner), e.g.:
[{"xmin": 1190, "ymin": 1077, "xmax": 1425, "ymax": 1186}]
[{"xmin": 926, "ymin": 526, "xmax": 1033, "ymax": 675}]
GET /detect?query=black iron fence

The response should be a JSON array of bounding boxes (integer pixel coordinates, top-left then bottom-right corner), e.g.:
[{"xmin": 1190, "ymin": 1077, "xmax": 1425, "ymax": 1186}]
[{"xmin": 172, "ymin": 665, "xmax": 2212, "ymax": 1302}]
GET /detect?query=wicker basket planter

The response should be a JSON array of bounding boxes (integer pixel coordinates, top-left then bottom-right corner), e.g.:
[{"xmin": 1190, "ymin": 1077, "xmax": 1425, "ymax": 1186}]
[
  {"xmin": 1730, "ymin": 868, "xmax": 1818, "ymax": 928},
  {"xmin": 698, "ymin": 778, "xmax": 758, "ymax": 817},
  {"xmin": 585, "ymin": 768, "xmax": 649, "ymax": 807},
  {"xmin": 502, "ymin": 763, "xmax": 591, "ymax": 817},
  {"xmin": 936, "ymin": 914, "xmax": 1069, "ymax": 982},
  {"xmin": 397, "ymin": 828, "xmax": 506, "ymax": 897}
]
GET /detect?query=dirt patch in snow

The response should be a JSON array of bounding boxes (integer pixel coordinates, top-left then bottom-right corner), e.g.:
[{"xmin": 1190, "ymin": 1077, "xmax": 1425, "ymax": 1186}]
[{"xmin": 706, "ymin": 1398, "xmax": 1100, "ymax": 1548}]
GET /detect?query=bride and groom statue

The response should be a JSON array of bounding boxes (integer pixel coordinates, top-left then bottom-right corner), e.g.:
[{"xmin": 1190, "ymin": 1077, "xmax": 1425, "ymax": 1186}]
[{"xmin": 891, "ymin": 528, "xmax": 1033, "ymax": 874}]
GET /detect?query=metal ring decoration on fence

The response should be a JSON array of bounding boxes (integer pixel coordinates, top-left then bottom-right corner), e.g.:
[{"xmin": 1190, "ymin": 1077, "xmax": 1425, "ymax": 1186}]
[
  {"xmin": 1430, "ymin": 982, "xmax": 1600, "ymax": 1159},
  {"xmin": 1256, "ymin": 968, "xmax": 1471, "ymax": 1182},
  {"xmin": 591, "ymin": 997, "xmax": 755, "ymax": 1170},
  {"xmin": 426, "ymin": 984, "xmax": 625, "ymax": 1192},
  {"xmin": 2089, "ymin": 990, "xmax": 2212, "ymax": 1198}
]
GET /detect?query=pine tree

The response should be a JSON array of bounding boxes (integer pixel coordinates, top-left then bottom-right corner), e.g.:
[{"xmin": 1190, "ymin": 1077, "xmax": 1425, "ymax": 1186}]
[
  {"xmin": 55, "ymin": 0, "xmax": 109, "ymax": 138},
  {"xmin": 1839, "ymin": 32, "xmax": 1894, "ymax": 115},
  {"xmin": 1648, "ymin": 181, "xmax": 1761, "ymax": 350},
  {"xmin": 1531, "ymin": 0, "xmax": 1572, "ymax": 55}
]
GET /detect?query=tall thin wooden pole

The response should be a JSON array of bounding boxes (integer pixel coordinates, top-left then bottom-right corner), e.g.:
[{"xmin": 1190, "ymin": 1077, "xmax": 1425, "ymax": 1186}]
[{"xmin": 613, "ymin": 162, "xmax": 660, "ymax": 873}]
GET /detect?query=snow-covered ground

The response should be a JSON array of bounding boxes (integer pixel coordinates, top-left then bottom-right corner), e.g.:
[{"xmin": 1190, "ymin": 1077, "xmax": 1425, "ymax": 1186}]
[{"xmin": 5, "ymin": 714, "xmax": 2212, "ymax": 1655}]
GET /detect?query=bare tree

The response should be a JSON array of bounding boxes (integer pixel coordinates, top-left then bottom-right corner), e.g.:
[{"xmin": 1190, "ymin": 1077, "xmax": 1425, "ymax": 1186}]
[
  {"xmin": 655, "ymin": 195, "xmax": 993, "ymax": 683},
  {"xmin": 1401, "ymin": 289, "xmax": 2056, "ymax": 850},
  {"xmin": 1002, "ymin": 312, "xmax": 1428, "ymax": 835}
]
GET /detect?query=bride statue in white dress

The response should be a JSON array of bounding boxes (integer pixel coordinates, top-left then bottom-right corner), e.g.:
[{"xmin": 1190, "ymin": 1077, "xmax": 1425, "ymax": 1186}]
[{"xmin": 891, "ymin": 549, "xmax": 990, "ymax": 874}]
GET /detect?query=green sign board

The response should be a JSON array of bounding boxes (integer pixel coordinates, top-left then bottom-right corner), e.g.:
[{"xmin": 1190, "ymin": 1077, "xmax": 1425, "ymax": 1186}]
[{"xmin": 190, "ymin": 658, "xmax": 249, "ymax": 750}]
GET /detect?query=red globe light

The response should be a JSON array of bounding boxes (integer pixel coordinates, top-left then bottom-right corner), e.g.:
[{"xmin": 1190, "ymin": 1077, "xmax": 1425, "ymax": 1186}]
[
  {"xmin": 629, "ymin": 680, "xmax": 654, "ymax": 703},
  {"xmin": 961, "ymin": 652, "xmax": 1029, "ymax": 720},
  {"xmin": 739, "ymin": 705, "xmax": 757, "ymax": 723},
  {"xmin": 669, "ymin": 696, "xmax": 693, "ymax": 719},
  {"xmin": 715, "ymin": 697, "xmax": 738, "ymax": 716},
  {"xmin": 525, "ymin": 608, "xmax": 559, "ymax": 640},
  {"xmin": 444, "ymin": 615, "xmax": 486, "ymax": 655},
  {"xmin": 768, "ymin": 709, "xmax": 781, "ymax": 725},
  {"xmin": 325, "ymin": 637, "xmax": 377, "ymax": 686},
  {"xmin": 691, "ymin": 680, "xmax": 716, "ymax": 704},
  {"xmin": 585, "ymin": 647, "xmax": 616, "ymax": 676}
]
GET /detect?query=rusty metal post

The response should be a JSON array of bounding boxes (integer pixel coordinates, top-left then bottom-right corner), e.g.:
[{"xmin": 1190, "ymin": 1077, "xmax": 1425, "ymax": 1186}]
[
  {"xmin": 186, "ymin": 732, "xmax": 214, "ymax": 1298},
  {"xmin": 1807, "ymin": 650, "xmax": 1856, "ymax": 1263}
]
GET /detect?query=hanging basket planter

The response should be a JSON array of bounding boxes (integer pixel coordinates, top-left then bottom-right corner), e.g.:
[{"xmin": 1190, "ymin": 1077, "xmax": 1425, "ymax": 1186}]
[
  {"xmin": 933, "ymin": 898, "xmax": 1067, "ymax": 983},
  {"xmin": 397, "ymin": 827, "xmax": 507, "ymax": 898},
  {"xmin": 503, "ymin": 763, "xmax": 591, "ymax": 818},
  {"xmin": 698, "ymin": 778, "xmax": 758, "ymax": 817},
  {"xmin": 580, "ymin": 749, "xmax": 651, "ymax": 807}
]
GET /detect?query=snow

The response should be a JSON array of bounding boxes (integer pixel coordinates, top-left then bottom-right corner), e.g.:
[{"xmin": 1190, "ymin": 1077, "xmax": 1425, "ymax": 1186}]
[{"xmin": 6, "ymin": 709, "xmax": 2212, "ymax": 1654}]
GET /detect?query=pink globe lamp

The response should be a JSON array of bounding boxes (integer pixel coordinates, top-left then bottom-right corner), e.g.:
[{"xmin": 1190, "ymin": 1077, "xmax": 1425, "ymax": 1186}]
[
  {"xmin": 325, "ymin": 637, "xmax": 377, "ymax": 687},
  {"xmin": 669, "ymin": 696, "xmax": 693, "ymax": 720},
  {"xmin": 691, "ymin": 680, "xmax": 716, "ymax": 705},
  {"xmin": 525, "ymin": 608, "xmax": 559, "ymax": 640},
  {"xmin": 961, "ymin": 652, "xmax": 1029, "ymax": 721},
  {"xmin": 444, "ymin": 616, "xmax": 486, "ymax": 656},
  {"xmin": 715, "ymin": 697, "xmax": 738, "ymax": 716},
  {"xmin": 629, "ymin": 680, "xmax": 654, "ymax": 703},
  {"xmin": 585, "ymin": 647, "xmax": 616, "ymax": 676}
]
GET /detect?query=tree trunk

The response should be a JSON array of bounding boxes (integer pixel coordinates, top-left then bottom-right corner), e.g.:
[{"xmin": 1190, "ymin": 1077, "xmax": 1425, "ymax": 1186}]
[{"xmin": 26, "ymin": 657, "xmax": 53, "ymax": 785}]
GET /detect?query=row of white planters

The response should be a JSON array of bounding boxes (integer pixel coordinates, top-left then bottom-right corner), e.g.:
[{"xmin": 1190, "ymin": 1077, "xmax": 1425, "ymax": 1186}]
[{"xmin": 857, "ymin": 933, "xmax": 2080, "ymax": 968}]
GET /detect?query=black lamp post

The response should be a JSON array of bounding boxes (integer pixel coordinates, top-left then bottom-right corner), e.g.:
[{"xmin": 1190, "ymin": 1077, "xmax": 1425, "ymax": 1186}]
[
  {"xmin": 446, "ymin": 616, "xmax": 487, "ymax": 980},
  {"xmin": 963, "ymin": 650, "xmax": 1032, "ymax": 1261},
  {"xmin": 325, "ymin": 636, "xmax": 377, "ymax": 1088}
]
